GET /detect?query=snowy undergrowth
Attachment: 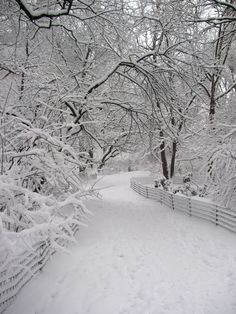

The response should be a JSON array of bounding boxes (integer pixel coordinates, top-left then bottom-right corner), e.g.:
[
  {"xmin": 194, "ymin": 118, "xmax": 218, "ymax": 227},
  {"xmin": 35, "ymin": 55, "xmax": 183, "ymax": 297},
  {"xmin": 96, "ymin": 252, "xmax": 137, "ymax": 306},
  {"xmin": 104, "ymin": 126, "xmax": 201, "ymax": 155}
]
[
  {"xmin": 0, "ymin": 117, "xmax": 99, "ymax": 268},
  {"xmin": 0, "ymin": 173, "xmax": 93, "ymax": 268},
  {"xmin": 154, "ymin": 174, "xmax": 208, "ymax": 199}
]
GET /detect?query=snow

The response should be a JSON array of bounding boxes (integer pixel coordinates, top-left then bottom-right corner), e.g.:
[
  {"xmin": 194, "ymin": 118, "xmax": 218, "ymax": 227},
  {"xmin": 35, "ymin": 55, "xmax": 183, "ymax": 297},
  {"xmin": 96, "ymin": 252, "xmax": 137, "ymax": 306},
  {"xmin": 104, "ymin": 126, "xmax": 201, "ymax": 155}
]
[{"xmin": 5, "ymin": 171, "xmax": 236, "ymax": 314}]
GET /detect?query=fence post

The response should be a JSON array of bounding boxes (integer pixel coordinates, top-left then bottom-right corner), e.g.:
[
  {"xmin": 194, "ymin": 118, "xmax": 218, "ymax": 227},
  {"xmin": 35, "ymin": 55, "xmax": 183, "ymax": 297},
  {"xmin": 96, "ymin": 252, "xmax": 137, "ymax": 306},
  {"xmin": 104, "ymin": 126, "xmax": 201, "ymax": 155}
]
[
  {"xmin": 160, "ymin": 190, "xmax": 163, "ymax": 204},
  {"xmin": 215, "ymin": 205, "xmax": 218, "ymax": 226},
  {"xmin": 171, "ymin": 194, "xmax": 175, "ymax": 210},
  {"xmin": 146, "ymin": 186, "xmax": 149, "ymax": 198},
  {"xmin": 188, "ymin": 198, "xmax": 192, "ymax": 216}
]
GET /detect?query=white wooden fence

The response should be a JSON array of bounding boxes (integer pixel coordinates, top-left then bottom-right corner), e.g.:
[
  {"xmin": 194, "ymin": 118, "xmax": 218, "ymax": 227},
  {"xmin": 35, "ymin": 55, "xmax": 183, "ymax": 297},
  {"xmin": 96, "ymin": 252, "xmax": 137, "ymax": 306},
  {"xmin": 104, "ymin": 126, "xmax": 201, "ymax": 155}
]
[
  {"xmin": 0, "ymin": 222, "xmax": 79, "ymax": 314},
  {"xmin": 130, "ymin": 177, "xmax": 236, "ymax": 234}
]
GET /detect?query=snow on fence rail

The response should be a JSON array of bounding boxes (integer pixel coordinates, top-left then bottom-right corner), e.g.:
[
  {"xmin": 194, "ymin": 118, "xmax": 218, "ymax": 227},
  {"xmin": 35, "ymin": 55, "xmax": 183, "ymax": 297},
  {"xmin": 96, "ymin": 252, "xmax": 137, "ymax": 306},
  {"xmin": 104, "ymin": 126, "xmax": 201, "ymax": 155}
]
[
  {"xmin": 130, "ymin": 177, "xmax": 236, "ymax": 234},
  {"xmin": 0, "ymin": 221, "xmax": 79, "ymax": 314}
]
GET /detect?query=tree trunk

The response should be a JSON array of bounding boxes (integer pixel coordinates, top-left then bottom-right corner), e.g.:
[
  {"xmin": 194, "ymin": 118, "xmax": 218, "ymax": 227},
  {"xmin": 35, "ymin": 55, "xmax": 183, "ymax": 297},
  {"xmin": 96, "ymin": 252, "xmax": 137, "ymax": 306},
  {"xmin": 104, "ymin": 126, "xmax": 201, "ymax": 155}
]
[
  {"xmin": 209, "ymin": 78, "xmax": 216, "ymax": 123},
  {"xmin": 160, "ymin": 130, "xmax": 169, "ymax": 179},
  {"xmin": 170, "ymin": 140, "xmax": 177, "ymax": 178}
]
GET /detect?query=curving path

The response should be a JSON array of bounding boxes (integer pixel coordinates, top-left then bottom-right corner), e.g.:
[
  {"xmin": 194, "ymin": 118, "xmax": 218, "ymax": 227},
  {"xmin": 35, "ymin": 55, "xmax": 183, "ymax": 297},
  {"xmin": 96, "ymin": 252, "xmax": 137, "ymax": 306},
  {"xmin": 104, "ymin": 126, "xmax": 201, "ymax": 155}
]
[{"xmin": 5, "ymin": 172, "xmax": 236, "ymax": 314}]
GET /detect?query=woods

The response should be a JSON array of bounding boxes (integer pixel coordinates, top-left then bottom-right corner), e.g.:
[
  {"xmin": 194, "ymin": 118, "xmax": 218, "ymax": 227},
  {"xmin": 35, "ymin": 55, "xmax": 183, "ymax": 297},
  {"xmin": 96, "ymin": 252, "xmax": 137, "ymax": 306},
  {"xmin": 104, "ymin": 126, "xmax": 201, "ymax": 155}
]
[
  {"xmin": 0, "ymin": 0, "xmax": 236, "ymax": 239},
  {"xmin": 0, "ymin": 2, "xmax": 236, "ymax": 313}
]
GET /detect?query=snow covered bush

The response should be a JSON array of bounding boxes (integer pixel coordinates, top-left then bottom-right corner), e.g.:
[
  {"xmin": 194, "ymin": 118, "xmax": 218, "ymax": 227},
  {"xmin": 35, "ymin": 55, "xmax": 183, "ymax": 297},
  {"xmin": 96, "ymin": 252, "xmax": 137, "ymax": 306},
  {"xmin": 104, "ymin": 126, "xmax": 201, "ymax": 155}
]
[
  {"xmin": 172, "ymin": 173, "xmax": 207, "ymax": 198},
  {"xmin": 172, "ymin": 182, "xmax": 197, "ymax": 197},
  {"xmin": 172, "ymin": 173, "xmax": 197, "ymax": 197},
  {"xmin": 7, "ymin": 126, "xmax": 88, "ymax": 195},
  {"xmin": 153, "ymin": 172, "xmax": 208, "ymax": 198},
  {"xmin": 0, "ymin": 174, "xmax": 90, "ymax": 233},
  {"xmin": 0, "ymin": 171, "xmax": 92, "ymax": 313},
  {"xmin": 204, "ymin": 141, "xmax": 236, "ymax": 208},
  {"xmin": 154, "ymin": 175, "xmax": 171, "ymax": 191},
  {"xmin": 0, "ymin": 172, "xmax": 93, "ymax": 275},
  {"xmin": 0, "ymin": 120, "xmax": 93, "ymax": 249},
  {"xmin": 183, "ymin": 173, "xmax": 193, "ymax": 184}
]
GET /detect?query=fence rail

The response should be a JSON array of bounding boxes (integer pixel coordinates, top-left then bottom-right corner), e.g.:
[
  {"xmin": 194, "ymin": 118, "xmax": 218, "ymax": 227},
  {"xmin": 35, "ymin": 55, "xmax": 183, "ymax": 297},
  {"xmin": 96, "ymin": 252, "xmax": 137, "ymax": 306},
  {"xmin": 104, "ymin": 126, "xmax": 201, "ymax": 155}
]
[
  {"xmin": 130, "ymin": 177, "xmax": 236, "ymax": 234},
  {"xmin": 0, "ymin": 221, "xmax": 79, "ymax": 314}
]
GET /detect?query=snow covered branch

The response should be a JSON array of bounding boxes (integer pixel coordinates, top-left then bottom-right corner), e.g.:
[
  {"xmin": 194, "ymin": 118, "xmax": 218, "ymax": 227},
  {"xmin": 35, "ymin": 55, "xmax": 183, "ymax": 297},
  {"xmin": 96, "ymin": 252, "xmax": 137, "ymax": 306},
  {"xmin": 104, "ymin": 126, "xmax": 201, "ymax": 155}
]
[{"xmin": 14, "ymin": 0, "xmax": 73, "ymax": 21}]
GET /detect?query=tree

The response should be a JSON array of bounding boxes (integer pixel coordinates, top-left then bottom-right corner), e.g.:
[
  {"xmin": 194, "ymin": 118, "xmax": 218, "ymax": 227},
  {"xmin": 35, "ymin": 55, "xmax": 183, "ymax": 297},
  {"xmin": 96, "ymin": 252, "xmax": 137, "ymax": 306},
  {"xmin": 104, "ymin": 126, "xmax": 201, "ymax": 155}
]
[{"xmin": 1, "ymin": 0, "xmax": 236, "ymax": 212}]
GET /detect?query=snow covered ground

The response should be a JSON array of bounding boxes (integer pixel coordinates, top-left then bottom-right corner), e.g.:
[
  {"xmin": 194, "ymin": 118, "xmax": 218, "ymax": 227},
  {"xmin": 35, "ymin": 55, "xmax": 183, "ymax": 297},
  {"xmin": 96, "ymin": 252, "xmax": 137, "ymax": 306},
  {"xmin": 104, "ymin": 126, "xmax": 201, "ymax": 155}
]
[{"xmin": 5, "ymin": 171, "xmax": 236, "ymax": 314}]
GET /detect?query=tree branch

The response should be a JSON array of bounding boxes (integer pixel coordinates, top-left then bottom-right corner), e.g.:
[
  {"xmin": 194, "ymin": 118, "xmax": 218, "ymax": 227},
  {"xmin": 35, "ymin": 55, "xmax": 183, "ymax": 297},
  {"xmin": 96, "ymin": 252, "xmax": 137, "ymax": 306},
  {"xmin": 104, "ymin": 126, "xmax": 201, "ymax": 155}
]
[{"xmin": 14, "ymin": 0, "xmax": 73, "ymax": 21}]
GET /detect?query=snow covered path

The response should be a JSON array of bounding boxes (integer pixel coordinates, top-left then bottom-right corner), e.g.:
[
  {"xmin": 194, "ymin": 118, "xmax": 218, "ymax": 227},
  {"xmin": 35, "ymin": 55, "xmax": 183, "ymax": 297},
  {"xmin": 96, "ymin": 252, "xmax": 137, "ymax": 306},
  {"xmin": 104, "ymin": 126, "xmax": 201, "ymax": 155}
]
[{"xmin": 6, "ymin": 172, "xmax": 236, "ymax": 314}]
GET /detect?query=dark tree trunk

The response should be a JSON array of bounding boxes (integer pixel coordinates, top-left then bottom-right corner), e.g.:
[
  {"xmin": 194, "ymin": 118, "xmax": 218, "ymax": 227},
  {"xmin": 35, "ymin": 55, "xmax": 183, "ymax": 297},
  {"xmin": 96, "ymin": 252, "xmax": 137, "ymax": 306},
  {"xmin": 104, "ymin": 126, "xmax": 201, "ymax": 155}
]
[
  {"xmin": 209, "ymin": 89, "xmax": 216, "ymax": 123},
  {"xmin": 170, "ymin": 140, "xmax": 177, "ymax": 178},
  {"xmin": 160, "ymin": 130, "xmax": 169, "ymax": 179}
]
